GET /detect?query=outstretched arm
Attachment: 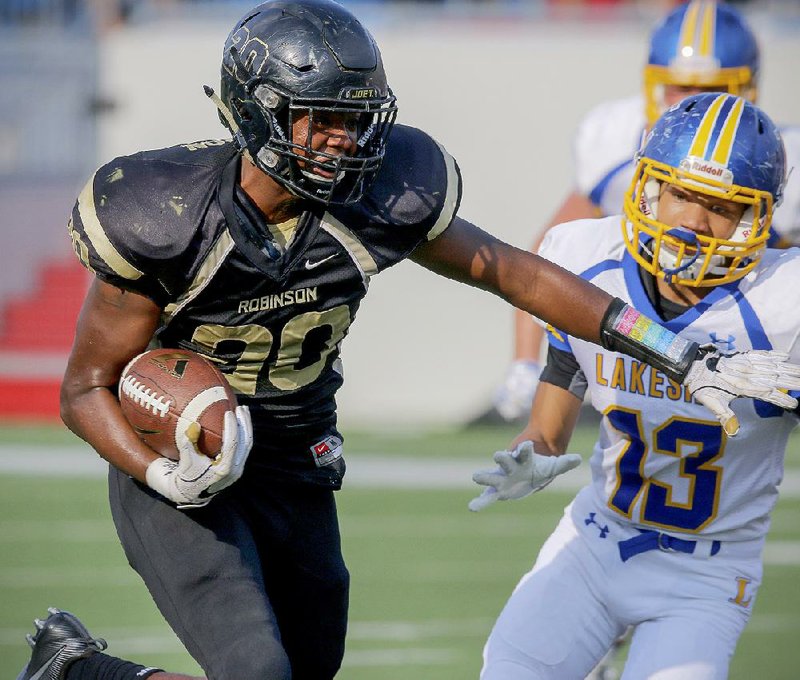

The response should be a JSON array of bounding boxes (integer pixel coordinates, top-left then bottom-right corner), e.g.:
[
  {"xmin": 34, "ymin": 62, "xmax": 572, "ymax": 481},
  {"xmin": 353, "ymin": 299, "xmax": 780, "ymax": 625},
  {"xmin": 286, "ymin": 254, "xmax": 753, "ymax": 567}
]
[
  {"xmin": 497, "ymin": 191, "xmax": 604, "ymax": 420},
  {"xmin": 468, "ymin": 381, "xmax": 584, "ymax": 512},
  {"xmin": 514, "ymin": 191, "xmax": 602, "ymax": 360},
  {"xmin": 412, "ymin": 217, "xmax": 800, "ymax": 434},
  {"xmin": 411, "ymin": 216, "xmax": 611, "ymax": 345}
]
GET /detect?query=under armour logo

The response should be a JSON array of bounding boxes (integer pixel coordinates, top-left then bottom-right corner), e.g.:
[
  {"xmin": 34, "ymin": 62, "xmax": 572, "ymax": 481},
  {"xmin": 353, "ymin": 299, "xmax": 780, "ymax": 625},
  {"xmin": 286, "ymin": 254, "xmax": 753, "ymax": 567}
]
[
  {"xmin": 585, "ymin": 512, "xmax": 610, "ymax": 538},
  {"xmin": 709, "ymin": 332, "xmax": 736, "ymax": 351}
]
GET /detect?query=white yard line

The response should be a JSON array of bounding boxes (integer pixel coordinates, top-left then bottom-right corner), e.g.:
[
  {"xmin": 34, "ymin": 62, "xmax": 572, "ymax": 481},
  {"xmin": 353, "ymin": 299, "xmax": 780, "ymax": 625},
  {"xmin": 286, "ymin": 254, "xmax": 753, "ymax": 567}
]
[
  {"xmin": 3, "ymin": 445, "xmax": 800, "ymax": 570},
  {"xmin": 3, "ymin": 445, "xmax": 800, "ymax": 496},
  {"xmin": 1, "ymin": 613, "xmax": 799, "ymax": 667},
  {"xmin": 341, "ymin": 648, "xmax": 459, "ymax": 667}
]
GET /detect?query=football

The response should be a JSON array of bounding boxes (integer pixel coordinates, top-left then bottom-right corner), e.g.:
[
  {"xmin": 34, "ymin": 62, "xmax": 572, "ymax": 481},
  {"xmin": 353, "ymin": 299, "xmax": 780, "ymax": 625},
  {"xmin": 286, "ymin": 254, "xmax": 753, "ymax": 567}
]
[{"xmin": 118, "ymin": 348, "xmax": 238, "ymax": 460}]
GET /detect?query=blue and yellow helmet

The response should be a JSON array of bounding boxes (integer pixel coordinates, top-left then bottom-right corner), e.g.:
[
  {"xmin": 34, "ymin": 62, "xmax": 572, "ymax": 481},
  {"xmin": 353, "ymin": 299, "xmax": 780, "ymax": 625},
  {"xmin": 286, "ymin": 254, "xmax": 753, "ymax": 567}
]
[
  {"xmin": 623, "ymin": 93, "xmax": 786, "ymax": 287},
  {"xmin": 644, "ymin": 1, "xmax": 759, "ymax": 127}
]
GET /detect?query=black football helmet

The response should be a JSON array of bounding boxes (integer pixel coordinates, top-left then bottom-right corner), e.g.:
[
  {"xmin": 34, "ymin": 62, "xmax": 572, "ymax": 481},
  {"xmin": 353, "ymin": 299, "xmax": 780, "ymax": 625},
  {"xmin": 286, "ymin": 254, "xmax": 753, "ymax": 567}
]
[{"xmin": 208, "ymin": 0, "xmax": 397, "ymax": 205}]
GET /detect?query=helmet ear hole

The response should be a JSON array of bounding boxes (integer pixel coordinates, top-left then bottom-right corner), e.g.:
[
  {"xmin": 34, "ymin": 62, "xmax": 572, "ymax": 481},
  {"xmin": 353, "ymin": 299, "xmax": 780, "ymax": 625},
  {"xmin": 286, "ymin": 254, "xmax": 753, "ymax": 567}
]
[{"xmin": 232, "ymin": 99, "xmax": 252, "ymax": 122}]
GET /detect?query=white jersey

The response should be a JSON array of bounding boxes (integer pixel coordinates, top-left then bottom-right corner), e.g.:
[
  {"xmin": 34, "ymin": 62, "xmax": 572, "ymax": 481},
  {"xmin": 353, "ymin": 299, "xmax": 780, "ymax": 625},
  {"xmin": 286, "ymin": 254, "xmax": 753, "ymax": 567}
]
[
  {"xmin": 572, "ymin": 95, "xmax": 800, "ymax": 246},
  {"xmin": 539, "ymin": 216, "xmax": 800, "ymax": 543},
  {"xmin": 573, "ymin": 95, "xmax": 644, "ymax": 217}
]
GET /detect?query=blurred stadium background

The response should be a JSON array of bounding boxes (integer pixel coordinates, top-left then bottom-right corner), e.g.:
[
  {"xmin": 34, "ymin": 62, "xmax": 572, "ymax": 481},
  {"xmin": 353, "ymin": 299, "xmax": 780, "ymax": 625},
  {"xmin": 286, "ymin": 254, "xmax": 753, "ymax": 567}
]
[
  {"xmin": 1, "ymin": 0, "xmax": 799, "ymax": 425},
  {"xmin": 1, "ymin": 0, "xmax": 800, "ymax": 677}
]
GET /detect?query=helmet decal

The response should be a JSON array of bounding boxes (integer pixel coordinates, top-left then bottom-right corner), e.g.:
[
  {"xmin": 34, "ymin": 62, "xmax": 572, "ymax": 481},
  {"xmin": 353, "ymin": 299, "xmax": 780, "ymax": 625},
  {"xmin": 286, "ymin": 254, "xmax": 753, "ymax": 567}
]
[
  {"xmin": 701, "ymin": 95, "xmax": 744, "ymax": 165},
  {"xmin": 675, "ymin": 0, "xmax": 717, "ymax": 69},
  {"xmin": 227, "ymin": 25, "xmax": 270, "ymax": 78},
  {"xmin": 680, "ymin": 93, "xmax": 744, "ymax": 184}
]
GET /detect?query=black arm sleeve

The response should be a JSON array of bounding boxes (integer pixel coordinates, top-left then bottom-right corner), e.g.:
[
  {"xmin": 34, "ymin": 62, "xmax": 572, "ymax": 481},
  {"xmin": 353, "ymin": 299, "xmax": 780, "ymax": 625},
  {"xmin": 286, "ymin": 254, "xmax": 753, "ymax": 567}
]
[{"xmin": 539, "ymin": 345, "xmax": 588, "ymax": 401}]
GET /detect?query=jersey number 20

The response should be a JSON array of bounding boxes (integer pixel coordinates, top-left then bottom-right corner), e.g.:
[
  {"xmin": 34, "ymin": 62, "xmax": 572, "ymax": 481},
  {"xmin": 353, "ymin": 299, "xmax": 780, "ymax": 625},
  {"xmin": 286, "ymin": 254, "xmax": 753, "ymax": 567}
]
[{"xmin": 191, "ymin": 305, "xmax": 351, "ymax": 395}]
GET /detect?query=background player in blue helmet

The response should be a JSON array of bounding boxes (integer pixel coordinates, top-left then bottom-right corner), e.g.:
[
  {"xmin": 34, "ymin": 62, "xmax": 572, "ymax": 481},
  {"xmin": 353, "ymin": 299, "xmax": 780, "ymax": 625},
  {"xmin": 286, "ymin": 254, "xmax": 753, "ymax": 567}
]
[
  {"xmin": 472, "ymin": 93, "xmax": 799, "ymax": 680},
  {"xmin": 17, "ymin": 2, "xmax": 800, "ymax": 679},
  {"xmin": 494, "ymin": 0, "xmax": 800, "ymax": 423}
]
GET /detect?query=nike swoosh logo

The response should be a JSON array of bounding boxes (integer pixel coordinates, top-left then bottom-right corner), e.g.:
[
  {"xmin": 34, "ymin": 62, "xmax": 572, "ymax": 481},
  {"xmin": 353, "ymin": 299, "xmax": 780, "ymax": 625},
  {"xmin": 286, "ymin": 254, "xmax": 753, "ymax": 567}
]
[
  {"xmin": 304, "ymin": 254, "xmax": 337, "ymax": 270},
  {"xmin": 27, "ymin": 650, "xmax": 62, "ymax": 680}
]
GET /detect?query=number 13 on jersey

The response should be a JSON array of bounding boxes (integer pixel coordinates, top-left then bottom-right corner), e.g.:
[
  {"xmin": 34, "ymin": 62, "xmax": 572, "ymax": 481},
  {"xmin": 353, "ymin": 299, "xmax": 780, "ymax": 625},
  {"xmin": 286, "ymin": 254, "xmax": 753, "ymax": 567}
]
[{"xmin": 606, "ymin": 406, "xmax": 726, "ymax": 532}]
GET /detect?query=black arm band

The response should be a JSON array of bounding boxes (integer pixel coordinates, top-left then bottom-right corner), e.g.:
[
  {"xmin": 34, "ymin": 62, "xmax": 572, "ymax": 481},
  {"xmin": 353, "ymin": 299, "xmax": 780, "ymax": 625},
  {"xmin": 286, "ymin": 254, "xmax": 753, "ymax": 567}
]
[{"xmin": 599, "ymin": 297, "xmax": 700, "ymax": 382}]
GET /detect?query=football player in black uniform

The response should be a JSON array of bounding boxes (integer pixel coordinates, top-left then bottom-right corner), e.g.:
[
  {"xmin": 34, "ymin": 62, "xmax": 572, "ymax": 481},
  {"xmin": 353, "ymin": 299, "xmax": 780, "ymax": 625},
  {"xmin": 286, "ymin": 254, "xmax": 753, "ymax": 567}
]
[{"xmin": 18, "ymin": 1, "xmax": 800, "ymax": 679}]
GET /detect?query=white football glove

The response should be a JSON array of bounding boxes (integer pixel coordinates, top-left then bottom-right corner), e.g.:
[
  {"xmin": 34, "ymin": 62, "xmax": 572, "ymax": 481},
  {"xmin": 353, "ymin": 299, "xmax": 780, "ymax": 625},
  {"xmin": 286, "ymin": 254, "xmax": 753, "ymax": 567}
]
[
  {"xmin": 468, "ymin": 440, "xmax": 582, "ymax": 512},
  {"xmin": 146, "ymin": 405, "xmax": 253, "ymax": 509},
  {"xmin": 492, "ymin": 360, "xmax": 541, "ymax": 422},
  {"xmin": 684, "ymin": 348, "xmax": 800, "ymax": 436}
]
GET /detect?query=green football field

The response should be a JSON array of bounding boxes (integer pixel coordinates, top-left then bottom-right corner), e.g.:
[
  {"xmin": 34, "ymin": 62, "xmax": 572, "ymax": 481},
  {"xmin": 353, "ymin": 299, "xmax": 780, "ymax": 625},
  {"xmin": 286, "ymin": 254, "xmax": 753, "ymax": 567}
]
[{"xmin": 1, "ymin": 421, "xmax": 799, "ymax": 678}]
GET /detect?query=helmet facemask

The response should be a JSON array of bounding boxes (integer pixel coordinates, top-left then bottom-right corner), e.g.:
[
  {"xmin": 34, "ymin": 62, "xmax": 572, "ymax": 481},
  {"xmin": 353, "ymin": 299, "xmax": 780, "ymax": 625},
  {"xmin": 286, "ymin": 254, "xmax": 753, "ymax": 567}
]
[
  {"xmin": 248, "ymin": 82, "xmax": 397, "ymax": 205},
  {"xmin": 643, "ymin": 62, "xmax": 757, "ymax": 128},
  {"xmin": 623, "ymin": 156, "xmax": 772, "ymax": 287}
]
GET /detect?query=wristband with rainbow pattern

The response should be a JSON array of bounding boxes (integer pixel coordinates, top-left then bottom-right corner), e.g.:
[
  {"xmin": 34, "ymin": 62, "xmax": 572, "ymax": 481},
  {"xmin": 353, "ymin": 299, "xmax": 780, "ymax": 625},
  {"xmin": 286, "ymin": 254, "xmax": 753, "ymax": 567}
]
[{"xmin": 600, "ymin": 298, "xmax": 699, "ymax": 382}]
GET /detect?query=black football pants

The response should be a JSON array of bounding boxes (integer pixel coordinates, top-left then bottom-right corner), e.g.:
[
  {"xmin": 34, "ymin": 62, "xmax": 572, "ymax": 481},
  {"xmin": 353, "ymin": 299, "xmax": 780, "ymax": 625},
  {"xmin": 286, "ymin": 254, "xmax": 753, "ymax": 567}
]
[{"xmin": 108, "ymin": 466, "xmax": 350, "ymax": 680}]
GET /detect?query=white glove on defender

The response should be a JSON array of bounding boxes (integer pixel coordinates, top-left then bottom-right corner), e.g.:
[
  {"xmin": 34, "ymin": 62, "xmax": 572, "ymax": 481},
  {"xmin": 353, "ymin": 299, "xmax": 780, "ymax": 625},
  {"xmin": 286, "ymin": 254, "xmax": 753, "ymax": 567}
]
[
  {"xmin": 468, "ymin": 440, "xmax": 582, "ymax": 512},
  {"xmin": 492, "ymin": 360, "xmax": 541, "ymax": 422},
  {"xmin": 146, "ymin": 405, "xmax": 253, "ymax": 509},
  {"xmin": 684, "ymin": 348, "xmax": 800, "ymax": 436}
]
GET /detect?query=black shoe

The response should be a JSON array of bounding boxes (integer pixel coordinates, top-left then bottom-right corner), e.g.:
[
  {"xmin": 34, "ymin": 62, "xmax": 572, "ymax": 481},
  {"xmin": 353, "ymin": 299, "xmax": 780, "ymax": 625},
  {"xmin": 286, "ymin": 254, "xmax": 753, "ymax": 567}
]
[{"xmin": 17, "ymin": 608, "xmax": 107, "ymax": 680}]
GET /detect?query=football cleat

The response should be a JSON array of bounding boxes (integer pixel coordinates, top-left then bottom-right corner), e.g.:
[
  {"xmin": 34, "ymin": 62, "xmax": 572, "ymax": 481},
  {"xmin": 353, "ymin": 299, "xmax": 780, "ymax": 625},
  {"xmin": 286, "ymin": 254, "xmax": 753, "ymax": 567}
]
[{"xmin": 17, "ymin": 607, "xmax": 107, "ymax": 680}]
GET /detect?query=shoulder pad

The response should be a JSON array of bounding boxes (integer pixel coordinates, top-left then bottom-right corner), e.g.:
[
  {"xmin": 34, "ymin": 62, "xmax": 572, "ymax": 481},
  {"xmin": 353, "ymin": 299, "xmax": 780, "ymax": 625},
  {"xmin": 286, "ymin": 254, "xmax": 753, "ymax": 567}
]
[
  {"xmin": 323, "ymin": 126, "xmax": 463, "ymax": 271},
  {"xmin": 362, "ymin": 125, "xmax": 462, "ymax": 239},
  {"xmin": 67, "ymin": 142, "xmax": 236, "ymax": 302},
  {"xmin": 574, "ymin": 96, "xmax": 645, "ymax": 196},
  {"xmin": 742, "ymin": 248, "xmax": 800, "ymax": 359},
  {"xmin": 539, "ymin": 216, "xmax": 625, "ymax": 276},
  {"xmin": 749, "ymin": 247, "xmax": 800, "ymax": 282}
]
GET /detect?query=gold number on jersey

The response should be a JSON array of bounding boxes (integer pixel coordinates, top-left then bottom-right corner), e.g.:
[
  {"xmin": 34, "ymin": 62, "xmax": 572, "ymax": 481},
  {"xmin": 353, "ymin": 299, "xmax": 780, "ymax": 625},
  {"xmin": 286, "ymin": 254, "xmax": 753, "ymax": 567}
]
[
  {"xmin": 191, "ymin": 323, "xmax": 271, "ymax": 395},
  {"xmin": 67, "ymin": 216, "xmax": 93, "ymax": 272},
  {"xmin": 270, "ymin": 306, "xmax": 350, "ymax": 390},
  {"xmin": 191, "ymin": 304, "xmax": 351, "ymax": 395}
]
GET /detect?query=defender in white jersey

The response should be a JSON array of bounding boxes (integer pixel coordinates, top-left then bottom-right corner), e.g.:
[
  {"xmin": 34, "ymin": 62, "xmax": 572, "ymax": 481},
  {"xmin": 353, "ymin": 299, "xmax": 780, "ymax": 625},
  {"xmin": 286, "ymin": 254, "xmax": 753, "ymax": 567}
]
[
  {"xmin": 494, "ymin": 0, "xmax": 800, "ymax": 422},
  {"xmin": 472, "ymin": 94, "xmax": 799, "ymax": 679}
]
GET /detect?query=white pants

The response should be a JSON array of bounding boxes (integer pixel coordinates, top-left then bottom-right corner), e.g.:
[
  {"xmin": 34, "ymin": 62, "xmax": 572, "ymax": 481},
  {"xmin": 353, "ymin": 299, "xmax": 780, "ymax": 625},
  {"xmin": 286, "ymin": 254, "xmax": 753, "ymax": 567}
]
[{"xmin": 480, "ymin": 490, "xmax": 763, "ymax": 680}]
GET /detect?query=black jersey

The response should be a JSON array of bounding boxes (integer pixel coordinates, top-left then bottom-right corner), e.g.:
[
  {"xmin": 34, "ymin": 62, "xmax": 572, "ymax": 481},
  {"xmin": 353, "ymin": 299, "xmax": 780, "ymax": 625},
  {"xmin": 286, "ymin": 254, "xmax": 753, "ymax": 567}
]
[{"xmin": 67, "ymin": 126, "xmax": 462, "ymax": 486}]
